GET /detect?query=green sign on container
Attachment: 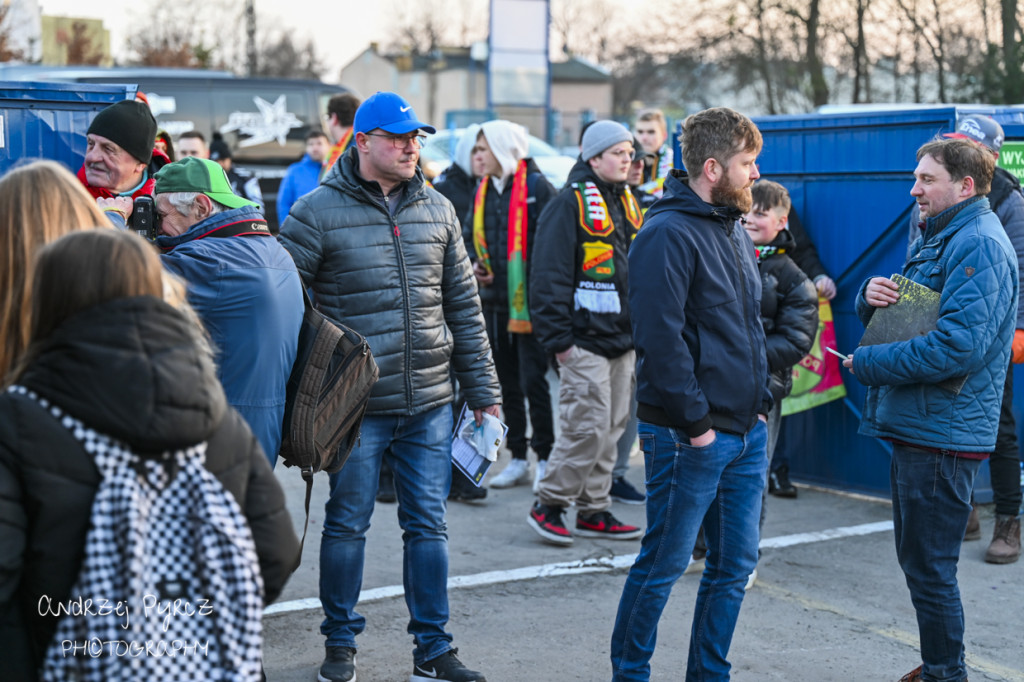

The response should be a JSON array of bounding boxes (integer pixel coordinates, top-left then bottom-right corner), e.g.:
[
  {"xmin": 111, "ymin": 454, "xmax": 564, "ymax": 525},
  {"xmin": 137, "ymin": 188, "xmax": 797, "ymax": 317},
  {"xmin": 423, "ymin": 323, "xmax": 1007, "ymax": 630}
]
[{"xmin": 998, "ymin": 140, "xmax": 1024, "ymax": 183}]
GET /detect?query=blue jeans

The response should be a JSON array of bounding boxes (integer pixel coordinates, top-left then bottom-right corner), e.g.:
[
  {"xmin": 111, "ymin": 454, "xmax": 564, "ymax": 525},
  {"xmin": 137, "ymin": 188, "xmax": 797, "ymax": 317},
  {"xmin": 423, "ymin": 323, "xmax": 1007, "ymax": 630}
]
[
  {"xmin": 611, "ymin": 420, "xmax": 768, "ymax": 681},
  {"xmin": 320, "ymin": 404, "xmax": 454, "ymax": 665},
  {"xmin": 891, "ymin": 443, "xmax": 979, "ymax": 682}
]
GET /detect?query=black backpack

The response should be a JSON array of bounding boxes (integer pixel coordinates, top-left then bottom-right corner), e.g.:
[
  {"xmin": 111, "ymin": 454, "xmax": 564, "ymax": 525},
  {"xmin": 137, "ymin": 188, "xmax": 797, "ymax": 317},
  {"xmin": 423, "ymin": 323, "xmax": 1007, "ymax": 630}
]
[{"xmin": 279, "ymin": 288, "xmax": 379, "ymax": 555}]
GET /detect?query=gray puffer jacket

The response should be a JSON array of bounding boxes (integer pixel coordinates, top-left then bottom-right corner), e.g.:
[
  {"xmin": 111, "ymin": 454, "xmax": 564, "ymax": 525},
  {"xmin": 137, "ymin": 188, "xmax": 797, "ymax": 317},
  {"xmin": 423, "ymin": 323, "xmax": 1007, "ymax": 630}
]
[{"xmin": 279, "ymin": 147, "xmax": 501, "ymax": 415}]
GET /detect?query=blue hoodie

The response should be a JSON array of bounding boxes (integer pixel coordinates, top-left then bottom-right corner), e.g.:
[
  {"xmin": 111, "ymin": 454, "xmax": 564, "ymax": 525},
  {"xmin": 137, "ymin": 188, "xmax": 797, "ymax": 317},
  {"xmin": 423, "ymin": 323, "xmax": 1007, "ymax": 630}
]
[
  {"xmin": 277, "ymin": 154, "xmax": 323, "ymax": 222},
  {"xmin": 629, "ymin": 170, "xmax": 772, "ymax": 438}
]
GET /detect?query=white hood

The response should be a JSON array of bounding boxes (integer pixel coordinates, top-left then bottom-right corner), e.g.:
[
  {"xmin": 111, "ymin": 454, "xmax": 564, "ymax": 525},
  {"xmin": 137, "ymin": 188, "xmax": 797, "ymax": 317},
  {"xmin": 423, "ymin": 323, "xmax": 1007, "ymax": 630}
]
[
  {"xmin": 480, "ymin": 120, "xmax": 529, "ymax": 189},
  {"xmin": 453, "ymin": 123, "xmax": 481, "ymax": 176}
]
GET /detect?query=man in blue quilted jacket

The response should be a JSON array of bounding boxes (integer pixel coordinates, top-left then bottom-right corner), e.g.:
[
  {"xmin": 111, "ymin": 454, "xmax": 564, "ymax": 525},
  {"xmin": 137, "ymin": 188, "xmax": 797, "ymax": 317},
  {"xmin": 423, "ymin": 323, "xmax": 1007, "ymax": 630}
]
[{"xmin": 844, "ymin": 137, "xmax": 1018, "ymax": 682}]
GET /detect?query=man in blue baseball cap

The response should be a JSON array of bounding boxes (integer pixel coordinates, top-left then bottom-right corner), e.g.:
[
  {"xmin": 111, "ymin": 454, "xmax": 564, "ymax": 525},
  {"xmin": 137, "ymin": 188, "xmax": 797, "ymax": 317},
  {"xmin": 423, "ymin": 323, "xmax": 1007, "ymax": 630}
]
[{"xmin": 279, "ymin": 92, "xmax": 499, "ymax": 682}]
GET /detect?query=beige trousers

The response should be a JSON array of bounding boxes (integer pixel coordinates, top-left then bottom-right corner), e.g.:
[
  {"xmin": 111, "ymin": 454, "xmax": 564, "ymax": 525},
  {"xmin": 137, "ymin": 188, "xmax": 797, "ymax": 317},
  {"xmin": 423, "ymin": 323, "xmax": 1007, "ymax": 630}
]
[{"xmin": 538, "ymin": 346, "xmax": 635, "ymax": 514}]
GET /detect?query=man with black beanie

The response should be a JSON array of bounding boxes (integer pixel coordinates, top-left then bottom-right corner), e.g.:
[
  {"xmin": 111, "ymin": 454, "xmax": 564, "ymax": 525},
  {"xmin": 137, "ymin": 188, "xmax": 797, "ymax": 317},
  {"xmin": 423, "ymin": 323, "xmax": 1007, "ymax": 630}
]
[{"xmin": 77, "ymin": 99, "xmax": 169, "ymax": 208}]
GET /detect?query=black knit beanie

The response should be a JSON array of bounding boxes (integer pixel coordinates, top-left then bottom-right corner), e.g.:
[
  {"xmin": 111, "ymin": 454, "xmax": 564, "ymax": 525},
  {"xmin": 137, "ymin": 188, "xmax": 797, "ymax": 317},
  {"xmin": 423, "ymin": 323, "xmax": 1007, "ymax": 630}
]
[{"xmin": 87, "ymin": 100, "xmax": 158, "ymax": 164}]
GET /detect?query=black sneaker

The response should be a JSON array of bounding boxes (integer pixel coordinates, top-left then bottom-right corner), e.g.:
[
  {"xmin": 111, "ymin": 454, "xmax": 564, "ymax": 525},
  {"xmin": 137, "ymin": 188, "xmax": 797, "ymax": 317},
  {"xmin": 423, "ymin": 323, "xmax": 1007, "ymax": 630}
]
[
  {"xmin": 610, "ymin": 476, "xmax": 646, "ymax": 505},
  {"xmin": 411, "ymin": 648, "xmax": 486, "ymax": 682},
  {"xmin": 318, "ymin": 646, "xmax": 356, "ymax": 682},
  {"xmin": 768, "ymin": 464, "xmax": 798, "ymax": 498},
  {"xmin": 527, "ymin": 501, "xmax": 573, "ymax": 545},
  {"xmin": 449, "ymin": 466, "xmax": 488, "ymax": 503},
  {"xmin": 575, "ymin": 510, "xmax": 643, "ymax": 540}
]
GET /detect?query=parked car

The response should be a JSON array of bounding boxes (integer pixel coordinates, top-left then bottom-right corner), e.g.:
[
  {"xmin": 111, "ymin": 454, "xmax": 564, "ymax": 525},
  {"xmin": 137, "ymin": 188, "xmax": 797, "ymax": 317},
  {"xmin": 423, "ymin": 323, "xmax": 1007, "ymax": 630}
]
[
  {"xmin": 420, "ymin": 127, "xmax": 577, "ymax": 189},
  {"xmin": 0, "ymin": 65, "xmax": 354, "ymax": 230}
]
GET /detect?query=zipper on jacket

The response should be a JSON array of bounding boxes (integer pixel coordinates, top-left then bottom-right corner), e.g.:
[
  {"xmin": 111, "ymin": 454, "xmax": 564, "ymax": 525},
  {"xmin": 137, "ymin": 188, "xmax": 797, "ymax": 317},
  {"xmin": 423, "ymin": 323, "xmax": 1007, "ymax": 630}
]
[
  {"xmin": 384, "ymin": 192, "xmax": 401, "ymax": 236},
  {"xmin": 389, "ymin": 216, "xmax": 414, "ymax": 408}
]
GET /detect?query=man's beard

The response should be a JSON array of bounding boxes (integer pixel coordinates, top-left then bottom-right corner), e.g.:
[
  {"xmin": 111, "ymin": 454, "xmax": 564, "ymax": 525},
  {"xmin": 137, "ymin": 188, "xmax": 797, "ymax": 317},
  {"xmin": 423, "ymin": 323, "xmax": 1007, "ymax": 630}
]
[{"xmin": 710, "ymin": 176, "xmax": 753, "ymax": 213}]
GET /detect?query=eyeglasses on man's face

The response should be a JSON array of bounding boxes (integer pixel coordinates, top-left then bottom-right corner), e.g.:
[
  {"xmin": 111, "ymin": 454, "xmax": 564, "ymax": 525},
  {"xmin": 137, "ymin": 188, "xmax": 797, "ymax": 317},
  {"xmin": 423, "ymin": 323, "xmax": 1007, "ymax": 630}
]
[{"xmin": 365, "ymin": 132, "xmax": 427, "ymax": 149}]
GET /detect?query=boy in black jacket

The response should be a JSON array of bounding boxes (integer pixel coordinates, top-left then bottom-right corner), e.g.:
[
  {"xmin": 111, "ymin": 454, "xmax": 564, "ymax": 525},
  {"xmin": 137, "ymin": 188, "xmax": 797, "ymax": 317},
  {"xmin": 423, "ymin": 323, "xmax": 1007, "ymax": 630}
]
[
  {"xmin": 743, "ymin": 180, "xmax": 819, "ymax": 588},
  {"xmin": 744, "ymin": 181, "xmax": 819, "ymax": 462}
]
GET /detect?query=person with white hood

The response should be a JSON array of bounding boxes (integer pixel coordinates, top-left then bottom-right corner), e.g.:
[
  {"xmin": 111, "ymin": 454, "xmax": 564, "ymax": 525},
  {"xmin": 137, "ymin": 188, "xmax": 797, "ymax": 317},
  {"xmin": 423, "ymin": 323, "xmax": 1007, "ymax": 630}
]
[
  {"xmin": 435, "ymin": 124, "xmax": 481, "ymax": 229},
  {"xmin": 464, "ymin": 120, "xmax": 557, "ymax": 491}
]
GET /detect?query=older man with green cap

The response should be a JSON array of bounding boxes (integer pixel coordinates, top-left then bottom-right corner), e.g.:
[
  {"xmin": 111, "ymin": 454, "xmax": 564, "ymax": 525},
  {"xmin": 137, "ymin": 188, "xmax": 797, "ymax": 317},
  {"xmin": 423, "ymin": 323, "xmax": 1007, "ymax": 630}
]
[{"xmin": 154, "ymin": 156, "xmax": 304, "ymax": 467}]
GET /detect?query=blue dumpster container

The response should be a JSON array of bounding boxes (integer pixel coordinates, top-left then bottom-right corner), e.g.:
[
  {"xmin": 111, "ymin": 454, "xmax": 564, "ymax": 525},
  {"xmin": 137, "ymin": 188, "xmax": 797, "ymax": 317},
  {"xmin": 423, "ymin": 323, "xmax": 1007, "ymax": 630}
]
[
  {"xmin": 0, "ymin": 81, "xmax": 135, "ymax": 175},
  {"xmin": 753, "ymin": 106, "xmax": 1024, "ymax": 500}
]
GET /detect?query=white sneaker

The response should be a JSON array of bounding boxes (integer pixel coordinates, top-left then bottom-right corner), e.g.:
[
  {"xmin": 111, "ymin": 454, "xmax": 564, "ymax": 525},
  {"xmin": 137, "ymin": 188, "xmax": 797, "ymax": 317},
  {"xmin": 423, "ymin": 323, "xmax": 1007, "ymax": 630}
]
[
  {"xmin": 533, "ymin": 459, "xmax": 547, "ymax": 494},
  {"xmin": 490, "ymin": 458, "xmax": 530, "ymax": 488},
  {"xmin": 745, "ymin": 567, "xmax": 758, "ymax": 591}
]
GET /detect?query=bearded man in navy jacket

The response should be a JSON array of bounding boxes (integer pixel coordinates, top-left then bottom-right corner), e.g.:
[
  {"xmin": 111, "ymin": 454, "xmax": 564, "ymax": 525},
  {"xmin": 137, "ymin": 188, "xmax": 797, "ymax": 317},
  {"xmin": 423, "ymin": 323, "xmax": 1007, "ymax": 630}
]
[{"xmin": 611, "ymin": 107, "xmax": 771, "ymax": 681}]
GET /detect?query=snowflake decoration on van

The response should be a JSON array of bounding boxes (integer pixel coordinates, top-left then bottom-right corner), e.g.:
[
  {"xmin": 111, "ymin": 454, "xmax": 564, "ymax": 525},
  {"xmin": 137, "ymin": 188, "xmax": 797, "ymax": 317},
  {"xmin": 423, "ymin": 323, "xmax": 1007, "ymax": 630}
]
[{"xmin": 219, "ymin": 95, "xmax": 303, "ymax": 148}]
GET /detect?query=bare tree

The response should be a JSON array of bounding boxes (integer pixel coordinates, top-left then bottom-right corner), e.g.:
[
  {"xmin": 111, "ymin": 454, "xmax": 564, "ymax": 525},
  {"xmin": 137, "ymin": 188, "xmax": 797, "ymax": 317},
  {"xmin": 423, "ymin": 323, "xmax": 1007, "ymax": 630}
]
[
  {"xmin": 382, "ymin": 0, "xmax": 487, "ymax": 55},
  {"xmin": 125, "ymin": 0, "xmax": 232, "ymax": 68},
  {"xmin": 838, "ymin": 0, "xmax": 874, "ymax": 102},
  {"xmin": 1002, "ymin": 0, "xmax": 1023, "ymax": 101},
  {"xmin": 60, "ymin": 21, "xmax": 105, "ymax": 66},
  {"xmin": 253, "ymin": 30, "xmax": 326, "ymax": 80},
  {"xmin": 0, "ymin": 4, "xmax": 24, "ymax": 62}
]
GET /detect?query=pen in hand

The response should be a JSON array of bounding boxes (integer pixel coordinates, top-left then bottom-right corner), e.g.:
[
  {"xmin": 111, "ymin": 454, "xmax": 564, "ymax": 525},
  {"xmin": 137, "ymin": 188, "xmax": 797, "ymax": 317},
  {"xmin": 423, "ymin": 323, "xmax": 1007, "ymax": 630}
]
[{"xmin": 825, "ymin": 346, "xmax": 851, "ymax": 362}]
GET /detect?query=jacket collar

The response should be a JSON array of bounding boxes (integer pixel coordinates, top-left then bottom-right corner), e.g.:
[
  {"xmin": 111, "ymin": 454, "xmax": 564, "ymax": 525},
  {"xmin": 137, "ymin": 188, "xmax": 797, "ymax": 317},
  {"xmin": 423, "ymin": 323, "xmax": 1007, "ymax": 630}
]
[
  {"xmin": 565, "ymin": 157, "xmax": 625, "ymax": 197},
  {"xmin": 155, "ymin": 204, "xmax": 264, "ymax": 250},
  {"xmin": 648, "ymin": 169, "xmax": 744, "ymax": 226},
  {"xmin": 922, "ymin": 195, "xmax": 988, "ymax": 243},
  {"xmin": 323, "ymin": 144, "xmax": 428, "ymax": 212}
]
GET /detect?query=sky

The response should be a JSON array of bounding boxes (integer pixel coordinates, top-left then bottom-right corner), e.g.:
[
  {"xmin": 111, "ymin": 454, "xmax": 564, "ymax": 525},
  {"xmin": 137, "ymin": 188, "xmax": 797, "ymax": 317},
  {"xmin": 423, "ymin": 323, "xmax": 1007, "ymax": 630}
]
[{"xmin": 37, "ymin": 0, "xmax": 388, "ymax": 81}]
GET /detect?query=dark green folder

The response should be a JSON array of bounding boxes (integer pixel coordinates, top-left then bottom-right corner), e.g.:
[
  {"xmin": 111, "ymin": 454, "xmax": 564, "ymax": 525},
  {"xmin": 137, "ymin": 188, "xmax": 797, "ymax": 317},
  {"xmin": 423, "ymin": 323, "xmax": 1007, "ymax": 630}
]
[{"xmin": 859, "ymin": 274, "xmax": 967, "ymax": 392}]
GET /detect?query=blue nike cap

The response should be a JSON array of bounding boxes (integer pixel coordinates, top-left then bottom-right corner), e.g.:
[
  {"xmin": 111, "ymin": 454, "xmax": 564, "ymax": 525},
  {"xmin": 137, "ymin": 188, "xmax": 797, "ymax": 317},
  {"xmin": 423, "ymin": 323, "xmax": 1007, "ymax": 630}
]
[{"xmin": 353, "ymin": 91, "xmax": 436, "ymax": 135}]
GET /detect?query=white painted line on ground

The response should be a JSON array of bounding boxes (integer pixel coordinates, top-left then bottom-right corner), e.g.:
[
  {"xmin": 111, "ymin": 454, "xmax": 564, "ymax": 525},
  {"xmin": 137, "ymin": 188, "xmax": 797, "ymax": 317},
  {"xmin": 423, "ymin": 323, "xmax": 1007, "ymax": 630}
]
[
  {"xmin": 264, "ymin": 520, "xmax": 893, "ymax": 616},
  {"xmin": 759, "ymin": 520, "xmax": 894, "ymax": 549}
]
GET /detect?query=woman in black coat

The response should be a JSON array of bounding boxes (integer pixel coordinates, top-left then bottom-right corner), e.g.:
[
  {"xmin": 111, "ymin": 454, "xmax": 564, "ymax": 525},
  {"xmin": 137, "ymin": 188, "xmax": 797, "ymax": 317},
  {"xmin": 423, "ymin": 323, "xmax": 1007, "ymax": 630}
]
[{"xmin": 0, "ymin": 230, "xmax": 299, "ymax": 680}]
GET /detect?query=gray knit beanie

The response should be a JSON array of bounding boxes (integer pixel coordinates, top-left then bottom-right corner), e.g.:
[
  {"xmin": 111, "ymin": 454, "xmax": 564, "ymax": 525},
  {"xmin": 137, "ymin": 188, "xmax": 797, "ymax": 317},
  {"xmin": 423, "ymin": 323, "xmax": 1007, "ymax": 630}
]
[{"xmin": 581, "ymin": 120, "xmax": 632, "ymax": 161}]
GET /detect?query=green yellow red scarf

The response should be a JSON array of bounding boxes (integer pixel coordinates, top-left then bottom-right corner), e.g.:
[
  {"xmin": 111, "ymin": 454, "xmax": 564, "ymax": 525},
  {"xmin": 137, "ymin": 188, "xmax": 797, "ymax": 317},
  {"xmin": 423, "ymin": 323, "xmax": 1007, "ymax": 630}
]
[
  {"xmin": 574, "ymin": 182, "xmax": 643, "ymax": 237},
  {"xmin": 321, "ymin": 128, "xmax": 353, "ymax": 180},
  {"xmin": 473, "ymin": 160, "xmax": 532, "ymax": 332}
]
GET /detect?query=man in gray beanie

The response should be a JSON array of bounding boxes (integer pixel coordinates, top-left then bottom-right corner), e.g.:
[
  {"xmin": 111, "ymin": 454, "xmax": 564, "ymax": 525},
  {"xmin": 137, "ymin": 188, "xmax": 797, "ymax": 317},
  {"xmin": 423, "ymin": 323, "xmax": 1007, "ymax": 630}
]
[
  {"xmin": 77, "ymin": 99, "xmax": 169, "ymax": 221},
  {"xmin": 527, "ymin": 120, "xmax": 645, "ymax": 545}
]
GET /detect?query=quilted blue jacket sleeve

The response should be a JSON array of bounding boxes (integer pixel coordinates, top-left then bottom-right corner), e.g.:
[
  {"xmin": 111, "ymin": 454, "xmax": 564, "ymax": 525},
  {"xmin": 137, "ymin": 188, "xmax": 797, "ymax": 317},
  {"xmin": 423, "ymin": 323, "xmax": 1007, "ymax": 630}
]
[{"xmin": 853, "ymin": 230, "xmax": 1016, "ymax": 387}]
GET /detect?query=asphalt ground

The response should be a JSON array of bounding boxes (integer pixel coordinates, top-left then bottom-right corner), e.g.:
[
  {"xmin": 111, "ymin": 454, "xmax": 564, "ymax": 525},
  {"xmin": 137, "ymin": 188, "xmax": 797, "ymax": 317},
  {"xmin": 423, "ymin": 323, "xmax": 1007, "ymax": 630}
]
[{"xmin": 262, "ymin": 450, "xmax": 1024, "ymax": 682}]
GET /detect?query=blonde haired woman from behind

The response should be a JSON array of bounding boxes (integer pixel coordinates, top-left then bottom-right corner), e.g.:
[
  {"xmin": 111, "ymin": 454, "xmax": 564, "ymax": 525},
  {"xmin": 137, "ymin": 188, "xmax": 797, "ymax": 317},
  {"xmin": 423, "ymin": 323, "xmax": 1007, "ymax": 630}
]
[
  {"xmin": 0, "ymin": 159, "xmax": 119, "ymax": 383},
  {"xmin": 0, "ymin": 229, "xmax": 299, "ymax": 681}
]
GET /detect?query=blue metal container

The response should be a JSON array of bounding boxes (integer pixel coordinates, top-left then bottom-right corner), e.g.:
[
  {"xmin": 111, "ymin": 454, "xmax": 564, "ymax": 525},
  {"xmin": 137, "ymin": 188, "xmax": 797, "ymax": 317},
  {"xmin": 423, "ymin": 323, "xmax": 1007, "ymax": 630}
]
[
  {"xmin": 0, "ymin": 81, "xmax": 134, "ymax": 175},
  {"xmin": 754, "ymin": 106, "xmax": 1024, "ymax": 499}
]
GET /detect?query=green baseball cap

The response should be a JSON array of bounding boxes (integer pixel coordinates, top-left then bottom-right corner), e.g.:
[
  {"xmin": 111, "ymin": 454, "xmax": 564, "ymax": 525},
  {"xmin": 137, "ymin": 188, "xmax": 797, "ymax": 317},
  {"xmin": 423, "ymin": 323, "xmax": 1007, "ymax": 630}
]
[{"xmin": 154, "ymin": 157, "xmax": 259, "ymax": 210}]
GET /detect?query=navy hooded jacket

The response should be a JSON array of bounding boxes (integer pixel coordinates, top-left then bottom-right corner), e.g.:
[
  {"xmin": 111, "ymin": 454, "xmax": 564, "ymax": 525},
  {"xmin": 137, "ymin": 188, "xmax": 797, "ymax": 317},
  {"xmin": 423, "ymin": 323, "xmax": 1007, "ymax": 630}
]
[{"xmin": 629, "ymin": 170, "xmax": 772, "ymax": 438}]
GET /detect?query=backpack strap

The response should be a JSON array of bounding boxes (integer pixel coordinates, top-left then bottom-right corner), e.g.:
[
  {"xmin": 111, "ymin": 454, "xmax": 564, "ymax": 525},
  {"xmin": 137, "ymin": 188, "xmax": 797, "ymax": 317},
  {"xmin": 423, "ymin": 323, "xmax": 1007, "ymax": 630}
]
[{"xmin": 292, "ymin": 287, "xmax": 343, "ymax": 563}]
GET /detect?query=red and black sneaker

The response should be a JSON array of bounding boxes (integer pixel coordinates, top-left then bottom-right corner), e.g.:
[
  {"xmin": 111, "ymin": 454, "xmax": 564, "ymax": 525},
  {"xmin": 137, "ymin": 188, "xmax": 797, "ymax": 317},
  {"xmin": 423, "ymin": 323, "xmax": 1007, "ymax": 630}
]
[
  {"xmin": 528, "ymin": 502, "xmax": 573, "ymax": 545},
  {"xmin": 575, "ymin": 510, "xmax": 643, "ymax": 540}
]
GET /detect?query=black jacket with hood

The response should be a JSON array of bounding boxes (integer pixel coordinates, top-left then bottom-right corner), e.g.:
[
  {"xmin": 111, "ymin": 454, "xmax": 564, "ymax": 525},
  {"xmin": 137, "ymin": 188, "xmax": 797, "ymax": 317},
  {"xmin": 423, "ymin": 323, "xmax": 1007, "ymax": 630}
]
[
  {"xmin": 434, "ymin": 162, "xmax": 477, "ymax": 230},
  {"xmin": 629, "ymin": 170, "xmax": 773, "ymax": 438},
  {"xmin": 754, "ymin": 227, "xmax": 819, "ymax": 403},
  {"xmin": 0, "ymin": 296, "xmax": 299, "ymax": 681},
  {"xmin": 529, "ymin": 157, "xmax": 639, "ymax": 358}
]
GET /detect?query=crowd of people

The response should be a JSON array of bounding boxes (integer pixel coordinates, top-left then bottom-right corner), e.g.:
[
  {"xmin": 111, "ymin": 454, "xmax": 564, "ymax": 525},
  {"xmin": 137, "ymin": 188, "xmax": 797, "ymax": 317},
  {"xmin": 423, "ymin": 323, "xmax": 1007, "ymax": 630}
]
[{"xmin": 0, "ymin": 85, "xmax": 1020, "ymax": 682}]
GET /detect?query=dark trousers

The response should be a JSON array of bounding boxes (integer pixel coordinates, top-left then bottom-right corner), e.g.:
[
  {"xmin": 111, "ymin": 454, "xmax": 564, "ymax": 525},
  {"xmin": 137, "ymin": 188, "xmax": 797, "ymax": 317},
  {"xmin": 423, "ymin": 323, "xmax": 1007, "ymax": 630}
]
[
  {"xmin": 992, "ymin": 362, "xmax": 1023, "ymax": 516},
  {"xmin": 484, "ymin": 309, "xmax": 554, "ymax": 460}
]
